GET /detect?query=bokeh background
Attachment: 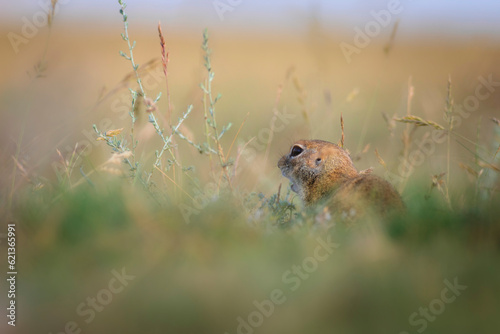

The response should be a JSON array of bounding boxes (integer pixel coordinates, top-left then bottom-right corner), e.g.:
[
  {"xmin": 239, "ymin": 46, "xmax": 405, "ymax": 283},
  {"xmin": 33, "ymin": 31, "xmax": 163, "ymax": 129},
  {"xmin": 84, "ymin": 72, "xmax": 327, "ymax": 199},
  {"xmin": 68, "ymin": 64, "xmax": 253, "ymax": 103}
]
[
  {"xmin": 1, "ymin": 1, "xmax": 500, "ymax": 333},
  {"xmin": 2, "ymin": 0, "xmax": 500, "ymax": 192}
]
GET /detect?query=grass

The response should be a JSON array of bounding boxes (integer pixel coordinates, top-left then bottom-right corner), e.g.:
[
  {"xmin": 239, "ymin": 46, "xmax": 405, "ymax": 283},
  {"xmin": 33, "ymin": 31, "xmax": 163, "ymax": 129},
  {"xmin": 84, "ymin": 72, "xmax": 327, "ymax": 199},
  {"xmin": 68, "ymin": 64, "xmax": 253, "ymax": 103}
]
[
  {"xmin": 2, "ymin": 1, "xmax": 500, "ymax": 333},
  {"xmin": 12, "ymin": 183, "xmax": 500, "ymax": 334}
]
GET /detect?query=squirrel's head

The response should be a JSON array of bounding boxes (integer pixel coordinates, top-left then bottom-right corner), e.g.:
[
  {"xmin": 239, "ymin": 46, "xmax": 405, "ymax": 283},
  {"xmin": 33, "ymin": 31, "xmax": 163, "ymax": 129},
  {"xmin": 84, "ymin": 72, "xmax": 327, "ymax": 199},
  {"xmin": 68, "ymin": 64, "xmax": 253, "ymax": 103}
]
[{"xmin": 278, "ymin": 140, "xmax": 358, "ymax": 205}]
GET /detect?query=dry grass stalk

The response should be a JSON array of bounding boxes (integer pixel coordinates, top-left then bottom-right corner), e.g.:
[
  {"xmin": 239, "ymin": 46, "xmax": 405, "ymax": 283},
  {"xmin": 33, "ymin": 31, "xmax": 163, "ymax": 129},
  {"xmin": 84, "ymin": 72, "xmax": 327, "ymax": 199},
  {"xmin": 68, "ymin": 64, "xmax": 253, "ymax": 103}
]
[
  {"xmin": 154, "ymin": 165, "xmax": 194, "ymax": 201},
  {"xmin": 459, "ymin": 162, "xmax": 479, "ymax": 178},
  {"xmin": 121, "ymin": 59, "xmax": 160, "ymax": 85},
  {"xmin": 48, "ymin": 0, "xmax": 59, "ymax": 27},
  {"xmin": 383, "ymin": 20, "xmax": 400, "ymax": 56},
  {"xmin": 345, "ymin": 88, "xmax": 359, "ymax": 103},
  {"xmin": 351, "ymin": 143, "xmax": 370, "ymax": 162},
  {"xmin": 374, "ymin": 149, "xmax": 387, "ymax": 169},
  {"xmin": 477, "ymin": 160, "xmax": 500, "ymax": 172},
  {"xmin": 427, "ymin": 173, "xmax": 451, "ymax": 208},
  {"xmin": 157, "ymin": 22, "xmax": 168, "ymax": 77},
  {"xmin": 407, "ymin": 76, "xmax": 414, "ymax": 117},
  {"xmin": 394, "ymin": 76, "xmax": 415, "ymax": 193},
  {"xmin": 403, "ymin": 77, "xmax": 414, "ymax": 163},
  {"xmin": 233, "ymin": 137, "xmax": 254, "ymax": 180},
  {"xmin": 339, "ymin": 113, "xmax": 345, "ymax": 149},
  {"xmin": 292, "ymin": 73, "xmax": 310, "ymax": 134},
  {"xmin": 494, "ymin": 145, "xmax": 500, "ymax": 160},
  {"xmin": 382, "ymin": 112, "xmax": 396, "ymax": 137},
  {"xmin": 277, "ymin": 183, "xmax": 282, "ymax": 203},
  {"xmin": 228, "ymin": 111, "xmax": 250, "ymax": 158},
  {"xmin": 264, "ymin": 85, "xmax": 284, "ymax": 166},
  {"xmin": 157, "ymin": 21, "xmax": 172, "ymax": 123},
  {"xmin": 394, "ymin": 115, "xmax": 445, "ymax": 130},
  {"xmin": 93, "ymin": 59, "xmax": 160, "ymax": 111},
  {"xmin": 445, "ymin": 76, "xmax": 454, "ymax": 208},
  {"xmin": 12, "ymin": 156, "xmax": 31, "ymax": 185}
]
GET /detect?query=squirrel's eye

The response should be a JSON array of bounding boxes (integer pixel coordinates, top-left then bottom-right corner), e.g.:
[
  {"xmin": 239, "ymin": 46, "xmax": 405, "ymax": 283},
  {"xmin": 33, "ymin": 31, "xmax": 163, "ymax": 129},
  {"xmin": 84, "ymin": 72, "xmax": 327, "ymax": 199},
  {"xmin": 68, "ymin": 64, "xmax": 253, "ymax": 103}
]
[
  {"xmin": 316, "ymin": 158, "xmax": 322, "ymax": 164},
  {"xmin": 290, "ymin": 145, "xmax": 304, "ymax": 157}
]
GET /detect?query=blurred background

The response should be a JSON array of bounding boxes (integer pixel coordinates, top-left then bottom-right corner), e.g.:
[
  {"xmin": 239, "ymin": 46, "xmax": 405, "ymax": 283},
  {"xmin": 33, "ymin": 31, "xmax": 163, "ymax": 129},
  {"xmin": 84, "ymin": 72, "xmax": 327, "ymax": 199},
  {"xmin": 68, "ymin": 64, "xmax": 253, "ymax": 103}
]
[
  {"xmin": 1, "ymin": 1, "xmax": 500, "ymax": 333},
  {"xmin": 1, "ymin": 0, "xmax": 500, "ymax": 193}
]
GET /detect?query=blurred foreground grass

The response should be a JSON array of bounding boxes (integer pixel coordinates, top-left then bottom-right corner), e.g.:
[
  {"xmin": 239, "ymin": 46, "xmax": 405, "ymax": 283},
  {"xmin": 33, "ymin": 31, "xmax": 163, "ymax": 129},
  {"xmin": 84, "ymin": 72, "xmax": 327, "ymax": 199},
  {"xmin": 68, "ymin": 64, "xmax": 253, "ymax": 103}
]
[
  {"xmin": 7, "ymin": 181, "xmax": 500, "ymax": 334},
  {"xmin": 1, "ymin": 3, "xmax": 500, "ymax": 333}
]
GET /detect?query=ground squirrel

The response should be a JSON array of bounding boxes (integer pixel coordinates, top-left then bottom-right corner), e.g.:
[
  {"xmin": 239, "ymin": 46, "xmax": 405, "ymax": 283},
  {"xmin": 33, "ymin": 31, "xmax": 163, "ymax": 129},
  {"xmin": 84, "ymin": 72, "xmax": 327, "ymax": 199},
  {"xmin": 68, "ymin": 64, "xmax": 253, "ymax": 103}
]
[{"xmin": 278, "ymin": 140, "xmax": 404, "ymax": 221}]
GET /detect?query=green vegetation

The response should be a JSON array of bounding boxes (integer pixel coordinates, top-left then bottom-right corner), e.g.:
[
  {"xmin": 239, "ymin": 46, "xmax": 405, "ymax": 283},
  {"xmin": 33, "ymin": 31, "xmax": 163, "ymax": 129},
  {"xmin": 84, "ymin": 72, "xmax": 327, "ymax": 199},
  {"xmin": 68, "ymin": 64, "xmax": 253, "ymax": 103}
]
[{"xmin": 2, "ymin": 1, "xmax": 500, "ymax": 333}]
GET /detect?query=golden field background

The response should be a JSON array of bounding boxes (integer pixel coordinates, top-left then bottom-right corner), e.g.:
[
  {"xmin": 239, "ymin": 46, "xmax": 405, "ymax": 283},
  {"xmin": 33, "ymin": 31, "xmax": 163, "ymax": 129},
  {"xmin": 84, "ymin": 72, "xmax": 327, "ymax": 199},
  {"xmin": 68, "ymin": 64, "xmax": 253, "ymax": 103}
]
[
  {"xmin": 1, "ymin": 7, "xmax": 500, "ymax": 333},
  {"xmin": 1, "ymin": 23, "xmax": 499, "ymax": 201}
]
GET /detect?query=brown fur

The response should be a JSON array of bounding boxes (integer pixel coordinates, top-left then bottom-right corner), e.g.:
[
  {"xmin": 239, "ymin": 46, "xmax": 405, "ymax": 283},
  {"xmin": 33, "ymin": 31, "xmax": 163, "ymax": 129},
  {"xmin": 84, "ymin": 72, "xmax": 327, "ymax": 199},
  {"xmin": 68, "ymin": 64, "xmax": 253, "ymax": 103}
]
[{"xmin": 278, "ymin": 140, "xmax": 404, "ymax": 220}]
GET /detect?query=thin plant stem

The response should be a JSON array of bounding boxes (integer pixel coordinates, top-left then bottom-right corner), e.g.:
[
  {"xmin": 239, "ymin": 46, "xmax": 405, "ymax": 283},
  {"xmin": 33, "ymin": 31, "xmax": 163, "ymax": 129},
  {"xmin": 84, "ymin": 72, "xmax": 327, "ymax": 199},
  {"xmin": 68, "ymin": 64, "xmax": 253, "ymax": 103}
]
[
  {"xmin": 264, "ymin": 85, "xmax": 283, "ymax": 166},
  {"xmin": 445, "ymin": 76, "xmax": 453, "ymax": 209},
  {"xmin": 357, "ymin": 84, "xmax": 380, "ymax": 153},
  {"xmin": 201, "ymin": 29, "xmax": 233, "ymax": 193},
  {"xmin": 398, "ymin": 77, "xmax": 414, "ymax": 193},
  {"xmin": 118, "ymin": 0, "xmax": 177, "ymax": 185},
  {"xmin": 9, "ymin": 1, "xmax": 59, "ymax": 212},
  {"xmin": 475, "ymin": 116, "xmax": 482, "ymax": 203}
]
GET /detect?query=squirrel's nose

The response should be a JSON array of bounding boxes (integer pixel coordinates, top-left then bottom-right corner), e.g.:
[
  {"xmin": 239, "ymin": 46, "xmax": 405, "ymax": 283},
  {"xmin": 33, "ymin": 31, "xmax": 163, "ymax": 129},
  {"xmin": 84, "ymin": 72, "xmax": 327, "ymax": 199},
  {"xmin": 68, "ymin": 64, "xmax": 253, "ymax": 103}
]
[{"xmin": 277, "ymin": 156, "xmax": 286, "ymax": 168}]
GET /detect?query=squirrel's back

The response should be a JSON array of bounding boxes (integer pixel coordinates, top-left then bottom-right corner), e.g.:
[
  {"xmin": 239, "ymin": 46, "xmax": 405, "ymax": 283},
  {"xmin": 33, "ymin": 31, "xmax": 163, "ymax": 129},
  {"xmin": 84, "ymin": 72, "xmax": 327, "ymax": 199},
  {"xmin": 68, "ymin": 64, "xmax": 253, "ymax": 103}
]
[
  {"xmin": 278, "ymin": 139, "xmax": 404, "ymax": 221},
  {"xmin": 330, "ymin": 173, "xmax": 405, "ymax": 220}
]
